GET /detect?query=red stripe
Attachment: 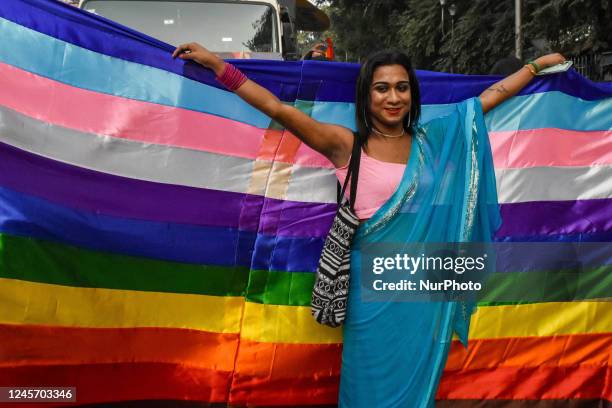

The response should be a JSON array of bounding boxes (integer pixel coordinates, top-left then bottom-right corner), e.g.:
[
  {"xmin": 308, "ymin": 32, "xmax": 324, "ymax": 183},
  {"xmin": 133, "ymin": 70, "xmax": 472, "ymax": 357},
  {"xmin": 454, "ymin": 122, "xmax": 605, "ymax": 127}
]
[
  {"xmin": 3, "ymin": 324, "xmax": 608, "ymax": 403},
  {"xmin": 436, "ymin": 399, "xmax": 610, "ymax": 407},
  {"xmin": 0, "ymin": 325, "xmax": 341, "ymax": 406},
  {"xmin": 0, "ymin": 363, "xmax": 232, "ymax": 405},
  {"xmin": 229, "ymin": 339, "xmax": 342, "ymax": 406},
  {"xmin": 438, "ymin": 365, "xmax": 609, "ymax": 400},
  {"xmin": 440, "ymin": 335, "xmax": 612, "ymax": 401}
]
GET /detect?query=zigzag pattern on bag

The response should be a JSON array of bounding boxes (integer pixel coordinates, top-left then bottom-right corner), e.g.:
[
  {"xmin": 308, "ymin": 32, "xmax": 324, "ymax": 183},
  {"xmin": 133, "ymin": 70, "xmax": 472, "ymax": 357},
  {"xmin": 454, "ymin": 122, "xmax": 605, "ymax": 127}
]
[{"xmin": 311, "ymin": 204, "xmax": 360, "ymax": 327}]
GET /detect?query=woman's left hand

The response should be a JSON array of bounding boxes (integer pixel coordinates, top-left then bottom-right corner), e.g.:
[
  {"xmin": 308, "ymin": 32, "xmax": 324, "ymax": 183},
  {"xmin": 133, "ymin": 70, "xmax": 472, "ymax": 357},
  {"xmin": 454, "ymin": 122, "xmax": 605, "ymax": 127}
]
[
  {"xmin": 480, "ymin": 52, "xmax": 567, "ymax": 113},
  {"xmin": 533, "ymin": 53, "xmax": 566, "ymax": 69}
]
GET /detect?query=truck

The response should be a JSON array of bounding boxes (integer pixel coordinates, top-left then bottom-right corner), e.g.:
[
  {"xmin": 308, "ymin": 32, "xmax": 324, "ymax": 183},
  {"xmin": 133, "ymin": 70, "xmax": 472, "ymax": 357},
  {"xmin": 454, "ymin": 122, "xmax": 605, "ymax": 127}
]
[{"xmin": 79, "ymin": 0, "xmax": 330, "ymax": 61}]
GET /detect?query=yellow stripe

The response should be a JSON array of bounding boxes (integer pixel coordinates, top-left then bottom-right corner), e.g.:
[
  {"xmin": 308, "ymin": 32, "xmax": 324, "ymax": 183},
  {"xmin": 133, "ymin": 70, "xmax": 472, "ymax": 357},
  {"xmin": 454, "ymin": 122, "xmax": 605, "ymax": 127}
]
[
  {"xmin": 3, "ymin": 278, "xmax": 609, "ymax": 343},
  {"xmin": 0, "ymin": 278, "xmax": 243, "ymax": 333},
  {"xmin": 241, "ymin": 301, "xmax": 611, "ymax": 344},
  {"xmin": 247, "ymin": 160, "xmax": 293, "ymax": 200},
  {"xmin": 468, "ymin": 301, "xmax": 612, "ymax": 339},
  {"xmin": 241, "ymin": 302, "xmax": 343, "ymax": 344}
]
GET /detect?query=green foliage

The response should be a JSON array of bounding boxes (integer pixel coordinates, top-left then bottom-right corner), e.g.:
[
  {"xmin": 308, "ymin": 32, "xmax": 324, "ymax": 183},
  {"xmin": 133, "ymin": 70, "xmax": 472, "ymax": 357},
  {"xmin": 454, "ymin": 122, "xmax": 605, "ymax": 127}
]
[
  {"xmin": 325, "ymin": 0, "xmax": 408, "ymax": 61},
  {"xmin": 322, "ymin": 0, "xmax": 611, "ymax": 73},
  {"xmin": 524, "ymin": 0, "xmax": 612, "ymax": 54},
  {"xmin": 396, "ymin": 0, "xmax": 442, "ymax": 69},
  {"xmin": 434, "ymin": 0, "xmax": 515, "ymax": 73}
]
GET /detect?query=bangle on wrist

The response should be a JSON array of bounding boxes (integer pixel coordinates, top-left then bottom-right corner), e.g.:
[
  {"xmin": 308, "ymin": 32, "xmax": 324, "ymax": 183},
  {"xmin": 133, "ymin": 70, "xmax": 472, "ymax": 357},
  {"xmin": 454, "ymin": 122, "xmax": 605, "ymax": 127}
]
[
  {"xmin": 527, "ymin": 60, "xmax": 541, "ymax": 74},
  {"xmin": 524, "ymin": 64, "xmax": 537, "ymax": 76},
  {"xmin": 216, "ymin": 63, "xmax": 248, "ymax": 91}
]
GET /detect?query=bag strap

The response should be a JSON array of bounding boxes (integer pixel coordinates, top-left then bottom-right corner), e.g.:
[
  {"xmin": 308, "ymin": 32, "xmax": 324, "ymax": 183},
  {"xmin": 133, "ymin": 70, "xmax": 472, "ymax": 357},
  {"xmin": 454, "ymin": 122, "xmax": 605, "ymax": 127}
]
[{"xmin": 337, "ymin": 132, "xmax": 361, "ymax": 210}]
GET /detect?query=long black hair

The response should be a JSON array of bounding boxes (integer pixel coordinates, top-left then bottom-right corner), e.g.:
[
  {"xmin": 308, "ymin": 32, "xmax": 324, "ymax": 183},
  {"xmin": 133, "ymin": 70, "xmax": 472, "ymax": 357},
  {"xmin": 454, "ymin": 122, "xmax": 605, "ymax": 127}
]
[{"xmin": 355, "ymin": 49, "xmax": 421, "ymax": 146}]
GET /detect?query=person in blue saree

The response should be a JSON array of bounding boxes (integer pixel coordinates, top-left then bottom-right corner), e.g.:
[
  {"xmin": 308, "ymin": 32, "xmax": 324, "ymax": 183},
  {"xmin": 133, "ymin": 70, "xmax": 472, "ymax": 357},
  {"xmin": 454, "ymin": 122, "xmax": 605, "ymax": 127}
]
[{"xmin": 172, "ymin": 43, "xmax": 565, "ymax": 407}]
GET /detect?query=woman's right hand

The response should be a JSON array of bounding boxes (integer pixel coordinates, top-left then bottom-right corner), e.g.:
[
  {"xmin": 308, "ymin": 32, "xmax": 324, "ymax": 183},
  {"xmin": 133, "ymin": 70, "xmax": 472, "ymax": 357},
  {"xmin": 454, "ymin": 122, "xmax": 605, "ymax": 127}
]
[{"xmin": 172, "ymin": 42, "xmax": 225, "ymax": 75}]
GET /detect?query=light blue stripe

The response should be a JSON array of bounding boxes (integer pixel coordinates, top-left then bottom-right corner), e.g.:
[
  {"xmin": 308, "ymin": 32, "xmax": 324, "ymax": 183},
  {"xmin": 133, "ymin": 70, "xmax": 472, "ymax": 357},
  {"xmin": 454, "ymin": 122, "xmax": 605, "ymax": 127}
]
[
  {"xmin": 309, "ymin": 100, "xmax": 356, "ymax": 130},
  {"xmin": 306, "ymin": 101, "xmax": 461, "ymax": 129},
  {"xmin": 306, "ymin": 101, "xmax": 459, "ymax": 129},
  {"xmin": 0, "ymin": 16, "xmax": 272, "ymax": 128},
  {"xmin": 2, "ymin": 17, "xmax": 610, "ymax": 133},
  {"xmin": 421, "ymin": 95, "xmax": 612, "ymax": 132},
  {"xmin": 304, "ymin": 96, "xmax": 612, "ymax": 132},
  {"xmin": 420, "ymin": 104, "xmax": 459, "ymax": 122},
  {"xmin": 484, "ymin": 91, "xmax": 612, "ymax": 132}
]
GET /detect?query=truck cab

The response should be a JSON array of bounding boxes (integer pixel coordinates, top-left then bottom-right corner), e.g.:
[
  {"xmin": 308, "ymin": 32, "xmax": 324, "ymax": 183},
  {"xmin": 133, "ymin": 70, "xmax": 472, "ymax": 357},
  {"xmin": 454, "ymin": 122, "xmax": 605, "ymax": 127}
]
[{"xmin": 79, "ymin": 0, "xmax": 329, "ymax": 60}]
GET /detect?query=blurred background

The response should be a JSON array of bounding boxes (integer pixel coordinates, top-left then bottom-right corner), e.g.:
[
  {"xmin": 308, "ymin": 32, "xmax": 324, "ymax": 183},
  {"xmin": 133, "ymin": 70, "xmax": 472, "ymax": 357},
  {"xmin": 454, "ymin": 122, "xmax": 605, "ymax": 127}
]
[{"xmin": 60, "ymin": 0, "xmax": 612, "ymax": 80}]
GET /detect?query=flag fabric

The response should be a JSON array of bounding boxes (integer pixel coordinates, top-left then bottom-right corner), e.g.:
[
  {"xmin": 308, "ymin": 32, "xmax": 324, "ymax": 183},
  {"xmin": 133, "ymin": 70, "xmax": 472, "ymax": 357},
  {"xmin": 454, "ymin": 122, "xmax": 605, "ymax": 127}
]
[{"xmin": 0, "ymin": 0, "xmax": 610, "ymax": 406}]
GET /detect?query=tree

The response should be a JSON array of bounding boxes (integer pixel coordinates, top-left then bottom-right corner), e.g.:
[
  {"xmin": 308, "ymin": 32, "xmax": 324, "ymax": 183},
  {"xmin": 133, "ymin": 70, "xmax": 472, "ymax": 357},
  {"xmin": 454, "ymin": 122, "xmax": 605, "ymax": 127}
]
[
  {"xmin": 431, "ymin": 0, "xmax": 515, "ymax": 73},
  {"xmin": 322, "ymin": 0, "xmax": 409, "ymax": 62},
  {"xmin": 395, "ymin": 0, "xmax": 443, "ymax": 70},
  {"xmin": 323, "ymin": 0, "xmax": 612, "ymax": 74},
  {"xmin": 524, "ymin": 0, "xmax": 612, "ymax": 55}
]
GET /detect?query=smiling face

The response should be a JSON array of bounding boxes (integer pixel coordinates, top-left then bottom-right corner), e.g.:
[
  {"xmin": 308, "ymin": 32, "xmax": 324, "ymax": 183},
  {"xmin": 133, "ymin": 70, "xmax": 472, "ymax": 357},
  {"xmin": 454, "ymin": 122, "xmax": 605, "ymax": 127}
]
[{"xmin": 368, "ymin": 64, "xmax": 412, "ymax": 132}]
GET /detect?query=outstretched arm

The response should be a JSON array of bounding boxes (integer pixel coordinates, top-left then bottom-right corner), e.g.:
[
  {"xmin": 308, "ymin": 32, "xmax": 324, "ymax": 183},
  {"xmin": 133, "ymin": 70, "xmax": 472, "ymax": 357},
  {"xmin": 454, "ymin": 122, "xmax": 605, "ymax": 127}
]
[
  {"xmin": 172, "ymin": 43, "xmax": 352, "ymax": 167},
  {"xmin": 479, "ymin": 53, "xmax": 566, "ymax": 114}
]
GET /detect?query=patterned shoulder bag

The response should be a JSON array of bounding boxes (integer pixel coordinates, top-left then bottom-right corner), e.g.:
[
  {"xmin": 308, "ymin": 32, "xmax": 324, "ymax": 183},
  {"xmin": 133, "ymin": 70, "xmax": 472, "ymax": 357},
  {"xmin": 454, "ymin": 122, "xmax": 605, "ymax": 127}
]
[{"xmin": 311, "ymin": 134, "xmax": 361, "ymax": 327}]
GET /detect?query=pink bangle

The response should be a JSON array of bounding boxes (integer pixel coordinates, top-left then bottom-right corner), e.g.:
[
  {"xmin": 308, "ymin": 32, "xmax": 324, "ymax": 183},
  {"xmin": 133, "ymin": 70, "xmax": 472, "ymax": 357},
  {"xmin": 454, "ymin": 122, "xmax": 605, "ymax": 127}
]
[{"xmin": 216, "ymin": 63, "xmax": 247, "ymax": 91}]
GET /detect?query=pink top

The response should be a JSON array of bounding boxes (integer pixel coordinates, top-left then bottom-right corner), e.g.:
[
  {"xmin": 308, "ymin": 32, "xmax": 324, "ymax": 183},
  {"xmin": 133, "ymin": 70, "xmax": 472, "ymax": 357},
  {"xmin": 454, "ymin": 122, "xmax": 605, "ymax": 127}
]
[{"xmin": 335, "ymin": 150, "xmax": 406, "ymax": 220}]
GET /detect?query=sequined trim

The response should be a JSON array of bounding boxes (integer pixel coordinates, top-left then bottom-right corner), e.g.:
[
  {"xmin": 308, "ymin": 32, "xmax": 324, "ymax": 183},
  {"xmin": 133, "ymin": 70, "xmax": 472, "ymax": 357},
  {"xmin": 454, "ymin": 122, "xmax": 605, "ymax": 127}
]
[
  {"xmin": 360, "ymin": 128, "xmax": 425, "ymax": 237},
  {"xmin": 461, "ymin": 118, "xmax": 481, "ymax": 242}
]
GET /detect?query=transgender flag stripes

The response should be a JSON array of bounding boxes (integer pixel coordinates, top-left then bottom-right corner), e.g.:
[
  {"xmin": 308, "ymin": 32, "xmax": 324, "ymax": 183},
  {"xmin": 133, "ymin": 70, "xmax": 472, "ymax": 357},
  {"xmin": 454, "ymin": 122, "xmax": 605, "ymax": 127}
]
[{"xmin": 0, "ymin": 0, "xmax": 610, "ymax": 406}]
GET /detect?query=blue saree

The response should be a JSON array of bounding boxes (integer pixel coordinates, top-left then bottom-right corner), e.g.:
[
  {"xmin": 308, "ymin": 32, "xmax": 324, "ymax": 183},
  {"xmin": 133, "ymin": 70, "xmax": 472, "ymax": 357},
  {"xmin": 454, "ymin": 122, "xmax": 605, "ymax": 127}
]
[{"xmin": 339, "ymin": 97, "xmax": 502, "ymax": 407}]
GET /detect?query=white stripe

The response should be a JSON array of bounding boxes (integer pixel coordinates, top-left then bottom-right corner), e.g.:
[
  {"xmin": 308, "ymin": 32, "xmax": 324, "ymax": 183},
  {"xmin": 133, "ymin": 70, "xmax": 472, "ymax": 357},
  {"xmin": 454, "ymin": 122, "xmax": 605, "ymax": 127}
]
[
  {"xmin": 496, "ymin": 166, "xmax": 612, "ymax": 203},
  {"xmin": 0, "ymin": 105, "xmax": 336, "ymax": 204}
]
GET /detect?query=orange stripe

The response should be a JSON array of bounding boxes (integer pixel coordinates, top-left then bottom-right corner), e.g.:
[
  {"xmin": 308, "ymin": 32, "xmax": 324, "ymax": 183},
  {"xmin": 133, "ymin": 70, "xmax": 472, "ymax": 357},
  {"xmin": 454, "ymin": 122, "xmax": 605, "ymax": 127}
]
[
  {"xmin": 0, "ymin": 325, "xmax": 341, "ymax": 406},
  {"xmin": 248, "ymin": 128, "xmax": 304, "ymax": 200},
  {"xmin": 0, "ymin": 324, "xmax": 238, "ymax": 371},
  {"xmin": 258, "ymin": 129, "xmax": 304, "ymax": 164},
  {"xmin": 229, "ymin": 339, "xmax": 341, "ymax": 406},
  {"xmin": 445, "ymin": 333, "xmax": 612, "ymax": 371},
  {"xmin": 5, "ymin": 324, "xmax": 608, "ymax": 403}
]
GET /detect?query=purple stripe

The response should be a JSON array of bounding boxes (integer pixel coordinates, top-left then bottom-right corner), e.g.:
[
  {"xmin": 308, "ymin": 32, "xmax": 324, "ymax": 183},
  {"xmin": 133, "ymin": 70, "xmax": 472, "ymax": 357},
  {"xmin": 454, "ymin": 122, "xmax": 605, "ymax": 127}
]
[
  {"xmin": 0, "ymin": 142, "xmax": 335, "ymax": 238},
  {"xmin": 4, "ymin": 139, "xmax": 610, "ymax": 241},
  {"xmin": 497, "ymin": 200, "xmax": 612, "ymax": 238}
]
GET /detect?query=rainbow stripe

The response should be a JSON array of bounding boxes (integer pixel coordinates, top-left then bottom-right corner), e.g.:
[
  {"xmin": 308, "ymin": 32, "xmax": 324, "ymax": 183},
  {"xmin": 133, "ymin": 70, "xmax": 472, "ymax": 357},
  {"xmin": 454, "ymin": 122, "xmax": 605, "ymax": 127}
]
[{"xmin": 0, "ymin": 0, "xmax": 610, "ymax": 406}]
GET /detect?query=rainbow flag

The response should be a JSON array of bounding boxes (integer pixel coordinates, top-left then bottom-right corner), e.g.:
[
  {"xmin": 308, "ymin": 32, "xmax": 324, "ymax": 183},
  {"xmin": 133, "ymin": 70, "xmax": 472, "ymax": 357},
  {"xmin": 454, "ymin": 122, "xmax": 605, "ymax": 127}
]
[{"xmin": 0, "ymin": 0, "xmax": 610, "ymax": 406}]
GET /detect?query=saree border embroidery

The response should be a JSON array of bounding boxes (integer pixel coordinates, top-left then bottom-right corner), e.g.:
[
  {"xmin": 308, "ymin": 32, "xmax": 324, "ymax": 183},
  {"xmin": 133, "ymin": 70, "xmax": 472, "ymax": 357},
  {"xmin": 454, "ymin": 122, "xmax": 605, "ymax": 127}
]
[
  {"xmin": 460, "ymin": 118, "xmax": 481, "ymax": 242},
  {"xmin": 360, "ymin": 128, "xmax": 426, "ymax": 237}
]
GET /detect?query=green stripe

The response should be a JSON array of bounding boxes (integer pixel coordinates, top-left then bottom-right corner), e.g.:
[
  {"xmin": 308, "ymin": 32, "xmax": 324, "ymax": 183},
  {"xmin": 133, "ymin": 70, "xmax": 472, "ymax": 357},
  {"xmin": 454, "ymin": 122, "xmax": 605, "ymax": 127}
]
[
  {"xmin": 0, "ymin": 233, "xmax": 248, "ymax": 296},
  {"xmin": 246, "ymin": 269, "xmax": 315, "ymax": 306},
  {"xmin": 477, "ymin": 266, "xmax": 612, "ymax": 306},
  {"xmin": 245, "ymin": 267, "xmax": 611, "ymax": 307},
  {"xmin": 3, "ymin": 233, "xmax": 609, "ymax": 306}
]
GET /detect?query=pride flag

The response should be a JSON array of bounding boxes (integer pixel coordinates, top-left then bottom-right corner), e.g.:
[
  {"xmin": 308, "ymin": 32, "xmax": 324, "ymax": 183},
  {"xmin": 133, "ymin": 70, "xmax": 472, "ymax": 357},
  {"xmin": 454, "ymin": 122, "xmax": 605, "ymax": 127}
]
[{"xmin": 0, "ymin": 0, "xmax": 610, "ymax": 406}]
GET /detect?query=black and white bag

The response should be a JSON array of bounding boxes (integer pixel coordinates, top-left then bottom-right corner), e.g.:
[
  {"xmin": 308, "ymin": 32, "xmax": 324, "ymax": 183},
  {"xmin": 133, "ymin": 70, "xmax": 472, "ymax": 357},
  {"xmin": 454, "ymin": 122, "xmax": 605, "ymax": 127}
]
[{"xmin": 311, "ymin": 135, "xmax": 361, "ymax": 327}]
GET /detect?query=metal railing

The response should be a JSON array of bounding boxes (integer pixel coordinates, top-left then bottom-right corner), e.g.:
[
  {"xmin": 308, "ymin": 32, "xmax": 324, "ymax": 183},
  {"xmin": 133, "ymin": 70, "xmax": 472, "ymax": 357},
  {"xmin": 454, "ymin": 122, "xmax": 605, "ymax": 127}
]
[{"xmin": 571, "ymin": 52, "xmax": 612, "ymax": 82}]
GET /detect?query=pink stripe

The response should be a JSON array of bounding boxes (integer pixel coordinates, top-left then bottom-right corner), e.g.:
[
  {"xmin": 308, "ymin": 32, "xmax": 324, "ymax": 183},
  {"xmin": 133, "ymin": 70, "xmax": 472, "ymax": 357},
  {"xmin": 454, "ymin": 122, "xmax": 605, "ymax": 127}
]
[
  {"xmin": 490, "ymin": 129, "xmax": 612, "ymax": 169},
  {"xmin": 9, "ymin": 62, "xmax": 608, "ymax": 171},
  {"xmin": 294, "ymin": 142, "xmax": 334, "ymax": 167},
  {"xmin": 0, "ymin": 62, "xmax": 331, "ymax": 168}
]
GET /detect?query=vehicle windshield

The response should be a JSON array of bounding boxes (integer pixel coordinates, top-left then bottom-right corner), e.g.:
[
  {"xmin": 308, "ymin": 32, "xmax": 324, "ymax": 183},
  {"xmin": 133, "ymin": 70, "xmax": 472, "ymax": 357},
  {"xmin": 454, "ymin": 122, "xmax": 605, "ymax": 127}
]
[{"xmin": 82, "ymin": 1, "xmax": 279, "ymax": 54}]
